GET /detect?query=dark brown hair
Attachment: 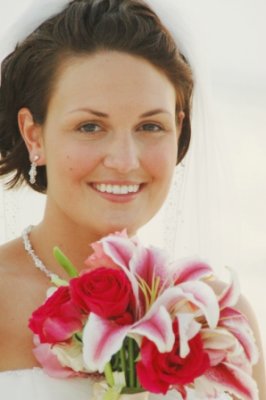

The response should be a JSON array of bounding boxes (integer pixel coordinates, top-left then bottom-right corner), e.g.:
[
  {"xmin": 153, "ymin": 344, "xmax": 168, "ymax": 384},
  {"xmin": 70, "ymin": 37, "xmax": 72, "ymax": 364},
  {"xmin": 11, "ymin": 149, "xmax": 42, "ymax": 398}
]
[{"xmin": 0, "ymin": 0, "xmax": 193, "ymax": 193}]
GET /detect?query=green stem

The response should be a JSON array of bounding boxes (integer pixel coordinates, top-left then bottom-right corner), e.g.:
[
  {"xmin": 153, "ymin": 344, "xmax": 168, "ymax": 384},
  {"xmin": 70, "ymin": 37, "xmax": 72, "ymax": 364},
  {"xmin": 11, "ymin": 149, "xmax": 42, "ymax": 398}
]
[
  {"xmin": 104, "ymin": 362, "xmax": 115, "ymax": 387},
  {"xmin": 128, "ymin": 338, "xmax": 135, "ymax": 388},
  {"xmin": 119, "ymin": 346, "xmax": 127, "ymax": 380},
  {"xmin": 112, "ymin": 352, "xmax": 119, "ymax": 370}
]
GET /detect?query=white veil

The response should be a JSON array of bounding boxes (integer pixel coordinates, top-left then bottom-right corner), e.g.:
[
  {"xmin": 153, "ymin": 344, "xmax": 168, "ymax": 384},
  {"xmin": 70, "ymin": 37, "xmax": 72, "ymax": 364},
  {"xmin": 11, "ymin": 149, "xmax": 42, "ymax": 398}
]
[
  {"xmin": 0, "ymin": 0, "xmax": 67, "ymax": 243},
  {"xmin": 142, "ymin": 0, "xmax": 231, "ymax": 271},
  {"xmin": 0, "ymin": 0, "xmax": 230, "ymax": 271}
]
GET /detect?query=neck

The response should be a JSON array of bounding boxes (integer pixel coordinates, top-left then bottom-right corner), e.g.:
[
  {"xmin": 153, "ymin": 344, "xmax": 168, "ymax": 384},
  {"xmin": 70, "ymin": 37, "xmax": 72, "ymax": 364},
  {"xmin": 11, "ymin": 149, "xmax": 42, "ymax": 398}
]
[
  {"xmin": 29, "ymin": 221, "xmax": 103, "ymax": 279},
  {"xmin": 27, "ymin": 199, "xmax": 138, "ymax": 279}
]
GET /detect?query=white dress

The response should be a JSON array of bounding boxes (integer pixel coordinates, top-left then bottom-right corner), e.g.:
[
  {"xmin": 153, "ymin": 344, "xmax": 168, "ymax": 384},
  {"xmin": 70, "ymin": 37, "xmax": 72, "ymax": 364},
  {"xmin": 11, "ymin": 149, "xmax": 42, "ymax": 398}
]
[{"xmin": 0, "ymin": 368, "xmax": 232, "ymax": 399}]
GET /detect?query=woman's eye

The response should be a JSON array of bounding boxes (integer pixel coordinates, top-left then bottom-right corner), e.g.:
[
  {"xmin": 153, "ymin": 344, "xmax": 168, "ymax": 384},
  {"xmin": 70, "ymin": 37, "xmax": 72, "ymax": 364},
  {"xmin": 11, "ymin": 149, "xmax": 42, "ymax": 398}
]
[
  {"xmin": 140, "ymin": 123, "xmax": 163, "ymax": 132},
  {"xmin": 79, "ymin": 123, "xmax": 101, "ymax": 133}
]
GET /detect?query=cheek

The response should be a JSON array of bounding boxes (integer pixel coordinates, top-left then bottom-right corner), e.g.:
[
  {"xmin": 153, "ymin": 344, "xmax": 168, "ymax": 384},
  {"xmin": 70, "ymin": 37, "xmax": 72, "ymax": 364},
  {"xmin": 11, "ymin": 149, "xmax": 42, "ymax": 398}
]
[
  {"xmin": 47, "ymin": 152, "xmax": 78, "ymax": 180},
  {"xmin": 144, "ymin": 140, "xmax": 177, "ymax": 180},
  {"xmin": 49, "ymin": 143, "xmax": 100, "ymax": 180}
]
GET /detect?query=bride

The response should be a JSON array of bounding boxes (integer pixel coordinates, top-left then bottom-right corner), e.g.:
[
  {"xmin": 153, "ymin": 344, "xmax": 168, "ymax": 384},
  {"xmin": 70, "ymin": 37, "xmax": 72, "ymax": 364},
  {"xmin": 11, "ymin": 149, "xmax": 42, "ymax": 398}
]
[{"xmin": 0, "ymin": 0, "xmax": 265, "ymax": 399}]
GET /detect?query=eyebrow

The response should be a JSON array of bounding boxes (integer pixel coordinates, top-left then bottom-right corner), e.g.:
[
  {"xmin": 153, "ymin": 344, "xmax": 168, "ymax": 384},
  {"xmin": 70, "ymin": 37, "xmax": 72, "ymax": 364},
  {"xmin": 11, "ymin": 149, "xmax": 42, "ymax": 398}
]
[
  {"xmin": 67, "ymin": 107, "xmax": 171, "ymax": 118},
  {"xmin": 140, "ymin": 109, "xmax": 172, "ymax": 117}
]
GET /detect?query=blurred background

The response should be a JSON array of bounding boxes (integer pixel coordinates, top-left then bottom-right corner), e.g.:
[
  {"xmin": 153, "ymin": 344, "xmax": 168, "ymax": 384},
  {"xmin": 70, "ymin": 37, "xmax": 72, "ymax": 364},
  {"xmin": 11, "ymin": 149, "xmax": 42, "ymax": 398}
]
[{"xmin": 0, "ymin": 0, "xmax": 265, "ymax": 355}]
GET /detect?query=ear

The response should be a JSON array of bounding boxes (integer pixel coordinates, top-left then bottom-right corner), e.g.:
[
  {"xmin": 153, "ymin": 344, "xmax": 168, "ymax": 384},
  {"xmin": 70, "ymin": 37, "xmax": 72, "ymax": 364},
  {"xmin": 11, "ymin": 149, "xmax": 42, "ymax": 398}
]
[
  {"xmin": 18, "ymin": 108, "xmax": 46, "ymax": 165},
  {"xmin": 176, "ymin": 111, "xmax": 185, "ymax": 138}
]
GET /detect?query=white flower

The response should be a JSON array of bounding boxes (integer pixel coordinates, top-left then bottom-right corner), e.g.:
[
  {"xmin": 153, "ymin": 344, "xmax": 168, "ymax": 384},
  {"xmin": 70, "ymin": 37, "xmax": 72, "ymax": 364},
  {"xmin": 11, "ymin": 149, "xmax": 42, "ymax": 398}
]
[{"xmin": 52, "ymin": 338, "xmax": 89, "ymax": 372}]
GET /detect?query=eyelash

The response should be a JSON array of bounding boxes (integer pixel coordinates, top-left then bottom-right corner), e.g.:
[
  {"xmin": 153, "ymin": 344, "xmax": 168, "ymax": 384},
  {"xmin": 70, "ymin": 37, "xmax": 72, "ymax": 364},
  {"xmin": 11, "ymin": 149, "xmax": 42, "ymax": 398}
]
[
  {"xmin": 77, "ymin": 122, "xmax": 164, "ymax": 135},
  {"xmin": 78, "ymin": 123, "xmax": 101, "ymax": 133},
  {"xmin": 138, "ymin": 123, "xmax": 163, "ymax": 132}
]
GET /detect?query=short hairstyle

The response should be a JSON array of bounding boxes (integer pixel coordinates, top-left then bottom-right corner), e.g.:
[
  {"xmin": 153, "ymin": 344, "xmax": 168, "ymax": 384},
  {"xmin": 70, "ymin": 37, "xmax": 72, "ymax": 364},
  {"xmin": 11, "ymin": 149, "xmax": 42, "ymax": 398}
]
[{"xmin": 0, "ymin": 0, "xmax": 193, "ymax": 193}]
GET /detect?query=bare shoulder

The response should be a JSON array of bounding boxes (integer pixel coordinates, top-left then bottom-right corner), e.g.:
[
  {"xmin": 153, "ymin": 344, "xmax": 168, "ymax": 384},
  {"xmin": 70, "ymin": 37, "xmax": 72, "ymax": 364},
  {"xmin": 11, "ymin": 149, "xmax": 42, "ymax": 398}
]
[
  {"xmin": 0, "ymin": 237, "xmax": 24, "ymax": 289},
  {"xmin": 0, "ymin": 237, "xmax": 23, "ymax": 265},
  {"xmin": 0, "ymin": 238, "xmax": 29, "ymax": 301},
  {"xmin": 0, "ymin": 236, "xmax": 47, "ymax": 309},
  {"xmin": 0, "ymin": 238, "xmax": 31, "ymax": 324},
  {"xmin": 0, "ymin": 238, "xmax": 50, "ymax": 370}
]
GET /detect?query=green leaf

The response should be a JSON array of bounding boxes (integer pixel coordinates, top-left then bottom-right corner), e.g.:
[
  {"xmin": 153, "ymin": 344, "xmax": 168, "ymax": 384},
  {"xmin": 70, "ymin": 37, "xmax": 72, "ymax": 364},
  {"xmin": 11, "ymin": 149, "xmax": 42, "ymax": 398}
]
[
  {"xmin": 103, "ymin": 387, "xmax": 120, "ymax": 400},
  {"xmin": 53, "ymin": 247, "xmax": 79, "ymax": 278},
  {"xmin": 104, "ymin": 362, "xmax": 115, "ymax": 387}
]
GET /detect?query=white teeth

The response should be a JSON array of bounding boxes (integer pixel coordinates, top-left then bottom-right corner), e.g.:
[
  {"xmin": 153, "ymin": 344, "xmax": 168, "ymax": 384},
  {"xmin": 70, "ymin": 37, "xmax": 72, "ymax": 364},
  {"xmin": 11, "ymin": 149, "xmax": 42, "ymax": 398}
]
[{"xmin": 94, "ymin": 184, "xmax": 140, "ymax": 194}]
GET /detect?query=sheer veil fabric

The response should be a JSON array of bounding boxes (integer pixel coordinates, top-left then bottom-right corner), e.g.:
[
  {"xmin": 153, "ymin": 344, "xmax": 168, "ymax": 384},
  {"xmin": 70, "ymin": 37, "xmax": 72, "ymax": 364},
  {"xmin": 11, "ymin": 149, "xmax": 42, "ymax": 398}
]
[
  {"xmin": 0, "ymin": 0, "xmax": 231, "ymax": 271},
  {"xmin": 143, "ymin": 0, "xmax": 228, "ymax": 267},
  {"xmin": 0, "ymin": 0, "xmax": 67, "ymax": 242}
]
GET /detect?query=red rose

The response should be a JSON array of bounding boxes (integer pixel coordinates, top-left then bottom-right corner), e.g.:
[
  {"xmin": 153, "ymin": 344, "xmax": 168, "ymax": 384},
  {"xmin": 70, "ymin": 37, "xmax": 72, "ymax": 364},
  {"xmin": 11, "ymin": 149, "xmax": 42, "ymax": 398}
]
[
  {"xmin": 29, "ymin": 286, "xmax": 83, "ymax": 344},
  {"xmin": 136, "ymin": 319, "xmax": 210, "ymax": 394},
  {"xmin": 70, "ymin": 267, "xmax": 135, "ymax": 325}
]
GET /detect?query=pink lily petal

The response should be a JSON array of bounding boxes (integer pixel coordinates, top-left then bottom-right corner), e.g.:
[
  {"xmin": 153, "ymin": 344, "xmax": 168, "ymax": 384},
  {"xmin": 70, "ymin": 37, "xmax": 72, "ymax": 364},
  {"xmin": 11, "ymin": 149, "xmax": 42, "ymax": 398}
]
[
  {"xmin": 172, "ymin": 385, "xmax": 188, "ymax": 399},
  {"xmin": 204, "ymin": 349, "xmax": 227, "ymax": 367},
  {"xmin": 125, "ymin": 245, "xmax": 174, "ymax": 316},
  {"xmin": 83, "ymin": 307, "xmax": 175, "ymax": 371},
  {"xmin": 202, "ymin": 327, "xmax": 254, "ymax": 374},
  {"xmin": 130, "ymin": 305, "xmax": 174, "ymax": 353},
  {"xmin": 218, "ymin": 268, "xmax": 240, "ymax": 309},
  {"xmin": 33, "ymin": 342, "xmax": 78, "ymax": 378},
  {"xmin": 199, "ymin": 362, "xmax": 259, "ymax": 400},
  {"xmin": 153, "ymin": 282, "xmax": 219, "ymax": 329},
  {"xmin": 178, "ymin": 281, "xmax": 220, "ymax": 328},
  {"xmin": 194, "ymin": 374, "xmax": 220, "ymax": 398},
  {"xmin": 201, "ymin": 327, "xmax": 237, "ymax": 366},
  {"xmin": 202, "ymin": 327, "xmax": 236, "ymax": 351},
  {"xmin": 100, "ymin": 236, "xmax": 142, "ymax": 309},
  {"xmin": 219, "ymin": 307, "xmax": 259, "ymax": 365},
  {"xmin": 129, "ymin": 245, "xmax": 172, "ymax": 290},
  {"xmin": 176, "ymin": 313, "xmax": 201, "ymax": 358},
  {"xmin": 101, "ymin": 234, "xmax": 138, "ymax": 269},
  {"xmin": 82, "ymin": 313, "xmax": 129, "ymax": 372},
  {"xmin": 172, "ymin": 260, "xmax": 213, "ymax": 284},
  {"xmin": 85, "ymin": 231, "xmax": 131, "ymax": 269}
]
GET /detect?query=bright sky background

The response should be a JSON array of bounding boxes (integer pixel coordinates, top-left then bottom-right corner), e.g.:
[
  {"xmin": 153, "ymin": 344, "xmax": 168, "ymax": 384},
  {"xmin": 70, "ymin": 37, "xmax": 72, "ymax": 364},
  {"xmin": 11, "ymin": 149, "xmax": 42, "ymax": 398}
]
[{"xmin": 0, "ymin": 0, "xmax": 266, "ymax": 352}]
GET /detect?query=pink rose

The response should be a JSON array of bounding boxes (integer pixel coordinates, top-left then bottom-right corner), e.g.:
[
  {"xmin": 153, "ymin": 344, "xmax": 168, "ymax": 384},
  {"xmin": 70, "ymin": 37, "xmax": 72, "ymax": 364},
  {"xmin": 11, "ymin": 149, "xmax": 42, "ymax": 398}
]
[
  {"xmin": 136, "ymin": 320, "xmax": 210, "ymax": 395},
  {"xmin": 70, "ymin": 267, "xmax": 135, "ymax": 325},
  {"xmin": 84, "ymin": 230, "xmax": 138, "ymax": 270},
  {"xmin": 29, "ymin": 286, "xmax": 83, "ymax": 343},
  {"xmin": 85, "ymin": 240, "xmax": 120, "ymax": 270}
]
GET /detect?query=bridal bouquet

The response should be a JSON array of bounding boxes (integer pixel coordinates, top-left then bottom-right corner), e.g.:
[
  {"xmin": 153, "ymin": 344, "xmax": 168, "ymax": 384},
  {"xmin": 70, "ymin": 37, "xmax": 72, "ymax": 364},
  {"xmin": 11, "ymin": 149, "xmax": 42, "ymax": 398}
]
[{"xmin": 29, "ymin": 231, "xmax": 259, "ymax": 400}]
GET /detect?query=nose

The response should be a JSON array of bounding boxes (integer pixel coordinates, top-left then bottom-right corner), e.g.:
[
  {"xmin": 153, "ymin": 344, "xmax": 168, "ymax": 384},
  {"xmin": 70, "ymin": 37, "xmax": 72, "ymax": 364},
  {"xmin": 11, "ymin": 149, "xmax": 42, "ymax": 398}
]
[{"xmin": 103, "ymin": 132, "xmax": 140, "ymax": 173}]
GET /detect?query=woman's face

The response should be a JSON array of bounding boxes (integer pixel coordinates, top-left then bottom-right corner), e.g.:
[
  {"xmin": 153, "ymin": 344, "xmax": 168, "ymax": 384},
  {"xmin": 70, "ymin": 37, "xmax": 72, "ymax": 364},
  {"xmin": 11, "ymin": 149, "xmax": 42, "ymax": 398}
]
[{"xmin": 39, "ymin": 51, "xmax": 182, "ymax": 237}]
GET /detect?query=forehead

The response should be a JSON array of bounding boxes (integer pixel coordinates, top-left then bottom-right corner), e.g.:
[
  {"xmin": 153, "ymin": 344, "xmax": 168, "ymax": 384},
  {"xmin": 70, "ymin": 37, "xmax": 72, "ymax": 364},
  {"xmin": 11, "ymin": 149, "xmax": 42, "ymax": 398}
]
[{"xmin": 47, "ymin": 51, "xmax": 177, "ymax": 114}]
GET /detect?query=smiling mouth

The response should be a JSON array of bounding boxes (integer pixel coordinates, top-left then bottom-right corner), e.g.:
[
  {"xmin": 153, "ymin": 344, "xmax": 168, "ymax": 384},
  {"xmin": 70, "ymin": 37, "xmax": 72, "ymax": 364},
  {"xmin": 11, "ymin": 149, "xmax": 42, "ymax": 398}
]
[{"xmin": 92, "ymin": 183, "xmax": 141, "ymax": 195}]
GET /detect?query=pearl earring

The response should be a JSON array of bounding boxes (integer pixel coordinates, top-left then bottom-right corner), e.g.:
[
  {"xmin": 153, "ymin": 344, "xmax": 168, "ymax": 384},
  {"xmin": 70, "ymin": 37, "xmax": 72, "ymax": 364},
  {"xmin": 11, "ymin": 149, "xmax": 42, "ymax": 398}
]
[{"xmin": 29, "ymin": 155, "xmax": 40, "ymax": 184}]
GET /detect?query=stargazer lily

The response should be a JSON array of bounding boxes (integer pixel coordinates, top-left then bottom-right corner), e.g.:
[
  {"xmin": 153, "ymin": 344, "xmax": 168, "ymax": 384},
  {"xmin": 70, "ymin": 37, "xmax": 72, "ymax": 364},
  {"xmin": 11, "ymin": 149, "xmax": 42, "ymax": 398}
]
[
  {"xmin": 82, "ymin": 233, "xmax": 220, "ymax": 373},
  {"xmin": 82, "ymin": 232, "xmax": 259, "ymax": 399},
  {"xmin": 196, "ymin": 270, "xmax": 259, "ymax": 400}
]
